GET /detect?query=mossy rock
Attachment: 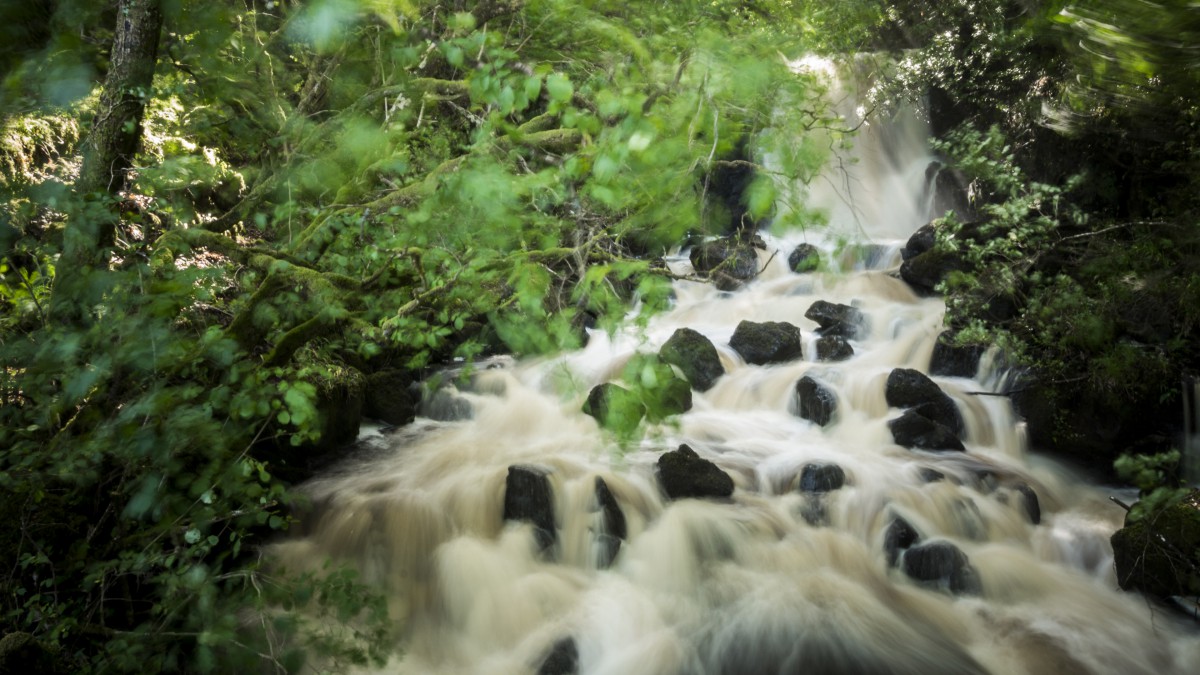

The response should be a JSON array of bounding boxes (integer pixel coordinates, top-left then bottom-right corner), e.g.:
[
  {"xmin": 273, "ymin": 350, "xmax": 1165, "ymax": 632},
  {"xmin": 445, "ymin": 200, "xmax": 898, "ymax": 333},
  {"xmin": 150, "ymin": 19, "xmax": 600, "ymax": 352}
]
[
  {"xmin": 1111, "ymin": 489, "xmax": 1200, "ymax": 598},
  {"xmin": 659, "ymin": 327, "xmax": 724, "ymax": 392}
]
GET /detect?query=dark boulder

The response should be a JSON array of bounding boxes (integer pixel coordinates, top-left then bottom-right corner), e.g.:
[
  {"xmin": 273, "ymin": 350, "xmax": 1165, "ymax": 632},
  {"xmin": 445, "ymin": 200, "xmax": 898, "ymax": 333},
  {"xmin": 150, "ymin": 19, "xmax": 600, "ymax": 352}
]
[
  {"xmin": 729, "ymin": 320, "xmax": 803, "ymax": 365},
  {"xmin": 884, "ymin": 516, "xmax": 921, "ymax": 566},
  {"xmin": 594, "ymin": 477, "xmax": 627, "ymax": 568},
  {"xmin": 788, "ymin": 243, "xmax": 821, "ymax": 273},
  {"xmin": 899, "ymin": 248, "xmax": 966, "ymax": 296},
  {"xmin": 537, "ymin": 637, "xmax": 579, "ymax": 675},
  {"xmin": 929, "ymin": 331, "xmax": 985, "ymax": 379},
  {"xmin": 1013, "ymin": 483, "xmax": 1041, "ymax": 525},
  {"xmin": 364, "ymin": 369, "xmax": 418, "ymax": 426},
  {"xmin": 657, "ymin": 444, "xmax": 735, "ymax": 500},
  {"xmin": 794, "ymin": 376, "xmax": 837, "ymax": 426},
  {"xmin": 659, "ymin": 328, "xmax": 725, "ymax": 392},
  {"xmin": 901, "ymin": 540, "xmax": 981, "ymax": 595},
  {"xmin": 901, "ymin": 222, "xmax": 937, "ymax": 261},
  {"xmin": 805, "ymin": 300, "xmax": 867, "ymax": 339},
  {"xmin": 885, "ymin": 368, "xmax": 963, "ymax": 435},
  {"xmin": 798, "ymin": 463, "xmax": 846, "ymax": 493},
  {"xmin": 815, "ymin": 335, "xmax": 854, "ymax": 362},
  {"xmin": 690, "ymin": 238, "xmax": 760, "ymax": 290},
  {"xmin": 582, "ymin": 383, "xmax": 646, "ymax": 433},
  {"xmin": 888, "ymin": 410, "xmax": 965, "ymax": 452},
  {"xmin": 1111, "ymin": 490, "xmax": 1200, "ymax": 598},
  {"xmin": 504, "ymin": 465, "xmax": 557, "ymax": 553}
]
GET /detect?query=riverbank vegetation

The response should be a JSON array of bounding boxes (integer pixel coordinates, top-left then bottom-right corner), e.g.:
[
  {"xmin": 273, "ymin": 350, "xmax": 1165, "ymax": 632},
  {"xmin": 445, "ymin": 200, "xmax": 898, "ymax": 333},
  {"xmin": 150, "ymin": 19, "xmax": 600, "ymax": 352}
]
[{"xmin": 2, "ymin": 0, "xmax": 1198, "ymax": 670}]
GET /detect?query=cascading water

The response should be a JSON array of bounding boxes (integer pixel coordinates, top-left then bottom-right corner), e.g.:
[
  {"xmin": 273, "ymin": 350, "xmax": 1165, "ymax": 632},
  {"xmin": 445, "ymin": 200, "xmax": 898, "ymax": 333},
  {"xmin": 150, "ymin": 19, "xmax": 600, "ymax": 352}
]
[{"xmin": 270, "ymin": 66, "xmax": 1200, "ymax": 674}]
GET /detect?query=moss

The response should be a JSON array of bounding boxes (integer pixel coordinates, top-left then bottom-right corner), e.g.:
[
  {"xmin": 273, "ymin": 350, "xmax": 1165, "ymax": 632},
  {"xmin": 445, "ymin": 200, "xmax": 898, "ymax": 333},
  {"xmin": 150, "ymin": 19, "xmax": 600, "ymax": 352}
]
[
  {"xmin": 1111, "ymin": 489, "xmax": 1200, "ymax": 598},
  {"xmin": 0, "ymin": 112, "xmax": 80, "ymax": 190}
]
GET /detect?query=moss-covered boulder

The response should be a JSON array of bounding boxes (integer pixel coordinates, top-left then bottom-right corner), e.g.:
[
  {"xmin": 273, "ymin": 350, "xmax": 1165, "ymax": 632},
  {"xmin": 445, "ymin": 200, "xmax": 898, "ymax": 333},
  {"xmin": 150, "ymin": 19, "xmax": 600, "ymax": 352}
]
[
  {"xmin": 583, "ymin": 383, "xmax": 646, "ymax": 434},
  {"xmin": 729, "ymin": 320, "xmax": 803, "ymax": 365},
  {"xmin": 659, "ymin": 327, "xmax": 725, "ymax": 392},
  {"xmin": 1111, "ymin": 490, "xmax": 1200, "ymax": 598},
  {"xmin": 788, "ymin": 243, "xmax": 821, "ymax": 272},
  {"xmin": 363, "ymin": 369, "xmax": 418, "ymax": 426}
]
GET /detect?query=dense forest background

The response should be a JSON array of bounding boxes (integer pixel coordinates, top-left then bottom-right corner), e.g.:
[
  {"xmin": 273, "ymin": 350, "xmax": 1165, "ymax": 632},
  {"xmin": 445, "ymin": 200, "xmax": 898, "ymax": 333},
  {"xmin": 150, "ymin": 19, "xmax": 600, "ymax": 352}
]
[{"xmin": 2, "ymin": 0, "xmax": 1198, "ymax": 671}]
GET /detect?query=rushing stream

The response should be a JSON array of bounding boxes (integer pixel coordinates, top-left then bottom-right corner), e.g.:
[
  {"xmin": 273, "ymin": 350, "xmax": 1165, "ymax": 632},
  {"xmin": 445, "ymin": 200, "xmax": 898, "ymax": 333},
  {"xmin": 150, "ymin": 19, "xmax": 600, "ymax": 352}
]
[{"xmin": 271, "ymin": 73, "xmax": 1200, "ymax": 674}]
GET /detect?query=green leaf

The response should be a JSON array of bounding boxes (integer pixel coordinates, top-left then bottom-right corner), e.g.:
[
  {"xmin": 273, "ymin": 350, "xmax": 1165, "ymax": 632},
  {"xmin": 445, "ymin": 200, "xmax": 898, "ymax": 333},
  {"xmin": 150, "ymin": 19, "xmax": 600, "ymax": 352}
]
[{"xmin": 546, "ymin": 73, "xmax": 573, "ymax": 102}]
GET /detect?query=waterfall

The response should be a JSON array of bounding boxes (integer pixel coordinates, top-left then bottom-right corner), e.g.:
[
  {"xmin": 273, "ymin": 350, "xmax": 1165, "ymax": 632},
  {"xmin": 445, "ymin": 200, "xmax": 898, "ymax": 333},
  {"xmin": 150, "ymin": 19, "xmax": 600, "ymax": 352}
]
[{"xmin": 269, "ymin": 66, "xmax": 1200, "ymax": 675}]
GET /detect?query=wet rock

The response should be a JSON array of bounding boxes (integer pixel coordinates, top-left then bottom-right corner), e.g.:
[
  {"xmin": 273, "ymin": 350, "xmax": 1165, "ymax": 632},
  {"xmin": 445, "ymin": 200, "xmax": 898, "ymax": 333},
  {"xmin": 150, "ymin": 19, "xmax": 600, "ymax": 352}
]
[
  {"xmin": 594, "ymin": 477, "xmax": 627, "ymax": 568},
  {"xmin": 815, "ymin": 335, "xmax": 854, "ymax": 362},
  {"xmin": 888, "ymin": 410, "xmax": 965, "ymax": 452},
  {"xmin": 788, "ymin": 243, "xmax": 821, "ymax": 272},
  {"xmin": 503, "ymin": 465, "xmax": 557, "ymax": 553},
  {"xmin": 364, "ymin": 369, "xmax": 418, "ymax": 426},
  {"xmin": 690, "ymin": 237, "xmax": 760, "ymax": 289},
  {"xmin": 805, "ymin": 300, "xmax": 867, "ymax": 339},
  {"xmin": 899, "ymin": 248, "xmax": 966, "ymax": 296},
  {"xmin": 901, "ymin": 222, "xmax": 937, "ymax": 261},
  {"xmin": 1014, "ymin": 483, "xmax": 1041, "ymax": 525},
  {"xmin": 885, "ymin": 368, "xmax": 963, "ymax": 435},
  {"xmin": 901, "ymin": 540, "xmax": 981, "ymax": 595},
  {"xmin": 798, "ymin": 463, "xmax": 846, "ymax": 493},
  {"xmin": 659, "ymin": 327, "xmax": 725, "ymax": 391},
  {"xmin": 657, "ymin": 444, "xmax": 735, "ymax": 500},
  {"xmin": 625, "ymin": 354, "xmax": 693, "ymax": 422},
  {"xmin": 421, "ymin": 386, "xmax": 474, "ymax": 421},
  {"xmin": 537, "ymin": 637, "xmax": 579, "ymax": 675},
  {"xmin": 1111, "ymin": 489, "xmax": 1200, "ymax": 598},
  {"xmin": 929, "ymin": 331, "xmax": 985, "ymax": 379},
  {"xmin": 729, "ymin": 320, "xmax": 803, "ymax": 365},
  {"xmin": 794, "ymin": 376, "xmax": 837, "ymax": 426},
  {"xmin": 582, "ymin": 383, "xmax": 646, "ymax": 433},
  {"xmin": 884, "ymin": 516, "xmax": 921, "ymax": 566}
]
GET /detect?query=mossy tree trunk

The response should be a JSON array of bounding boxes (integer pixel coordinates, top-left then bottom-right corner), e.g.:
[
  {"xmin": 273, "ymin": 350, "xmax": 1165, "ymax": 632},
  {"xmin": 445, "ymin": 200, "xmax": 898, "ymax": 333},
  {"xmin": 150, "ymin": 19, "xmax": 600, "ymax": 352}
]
[{"xmin": 53, "ymin": 0, "xmax": 163, "ymax": 322}]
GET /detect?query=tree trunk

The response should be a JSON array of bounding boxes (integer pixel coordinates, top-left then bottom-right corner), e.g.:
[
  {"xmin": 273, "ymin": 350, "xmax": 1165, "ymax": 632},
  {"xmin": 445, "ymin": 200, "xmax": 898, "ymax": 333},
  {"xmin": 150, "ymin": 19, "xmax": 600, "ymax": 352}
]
[
  {"xmin": 76, "ymin": 0, "xmax": 164, "ymax": 198},
  {"xmin": 54, "ymin": 0, "xmax": 163, "ymax": 322}
]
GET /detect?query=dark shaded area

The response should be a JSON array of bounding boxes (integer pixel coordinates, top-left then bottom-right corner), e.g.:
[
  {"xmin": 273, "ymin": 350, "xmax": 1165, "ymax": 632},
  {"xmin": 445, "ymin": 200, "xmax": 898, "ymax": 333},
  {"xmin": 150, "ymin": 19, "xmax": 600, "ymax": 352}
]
[{"xmin": 503, "ymin": 465, "xmax": 558, "ymax": 553}]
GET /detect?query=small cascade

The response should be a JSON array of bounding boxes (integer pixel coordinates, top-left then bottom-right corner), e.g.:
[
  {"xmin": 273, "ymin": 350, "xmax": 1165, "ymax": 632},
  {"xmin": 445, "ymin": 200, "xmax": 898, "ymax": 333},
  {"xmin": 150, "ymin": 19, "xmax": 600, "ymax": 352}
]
[
  {"xmin": 270, "ymin": 64, "xmax": 1200, "ymax": 674},
  {"xmin": 1184, "ymin": 377, "xmax": 1200, "ymax": 485}
]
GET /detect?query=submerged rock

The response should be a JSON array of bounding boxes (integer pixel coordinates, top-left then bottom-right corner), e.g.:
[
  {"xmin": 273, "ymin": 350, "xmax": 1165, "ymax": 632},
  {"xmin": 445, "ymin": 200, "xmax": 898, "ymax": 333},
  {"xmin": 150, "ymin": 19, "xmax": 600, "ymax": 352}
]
[
  {"xmin": 594, "ymin": 476, "xmax": 627, "ymax": 568},
  {"xmin": 788, "ymin": 243, "xmax": 821, "ymax": 273},
  {"xmin": 798, "ymin": 463, "xmax": 846, "ymax": 493},
  {"xmin": 659, "ymin": 327, "xmax": 725, "ymax": 391},
  {"xmin": 657, "ymin": 444, "xmax": 735, "ymax": 500},
  {"xmin": 901, "ymin": 540, "xmax": 981, "ymax": 595},
  {"xmin": 805, "ymin": 300, "xmax": 867, "ymax": 339},
  {"xmin": 889, "ymin": 410, "xmax": 965, "ymax": 452},
  {"xmin": 503, "ymin": 465, "xmax": 557, "ymax": 553},
  {"xmin": 1013, "ymin": 483, "xmax": 1041, "ymax": 525},
  {"xmin": 794, "ymin": 376, "xmax": 837, "ymax": 427},
  {"xmin": 729, "ymin": 320, "xmax": 803, "ymax": 365},
  {"xmin": 537, "ymin": 637, "xmax": 579, "ymax": 675},
  {"xmin": 885, "ymin": 368, "xmax": 963, "ymax": 434},
  {"xmin": 1111, "ymin": 489, "xmax": 1200, "ymax": 598},
  {"xmin": 884, "ymin": 516, "xmax": 921, "ymax": 567},
  {"xmin": 815, "ymin": 335, "xmax": 854, "ymax": 362}
]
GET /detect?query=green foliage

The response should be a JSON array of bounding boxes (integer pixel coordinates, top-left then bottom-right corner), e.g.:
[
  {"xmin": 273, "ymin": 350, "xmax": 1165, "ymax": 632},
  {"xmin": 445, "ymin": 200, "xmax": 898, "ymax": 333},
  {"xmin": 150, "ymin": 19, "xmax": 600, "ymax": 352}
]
[
  {"xmin": 1115, "ymin": 450, "xmax": 1190, "ymax": 523},
  {"xmin": 1, "ymin": 0, "xmax": 842, "ymax": 670}
]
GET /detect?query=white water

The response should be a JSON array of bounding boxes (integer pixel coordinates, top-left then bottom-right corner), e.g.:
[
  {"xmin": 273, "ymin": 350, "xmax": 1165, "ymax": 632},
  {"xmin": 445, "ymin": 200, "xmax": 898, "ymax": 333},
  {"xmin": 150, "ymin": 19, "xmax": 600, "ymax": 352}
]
[{"xmin": 271, "ymin": 76, "xmax": 1200, "ymax": 674}]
